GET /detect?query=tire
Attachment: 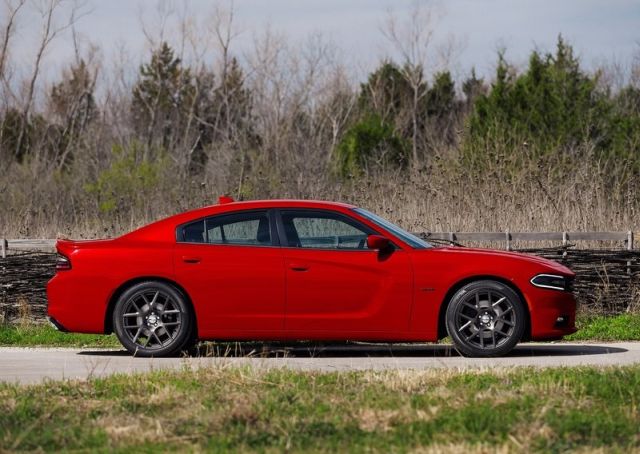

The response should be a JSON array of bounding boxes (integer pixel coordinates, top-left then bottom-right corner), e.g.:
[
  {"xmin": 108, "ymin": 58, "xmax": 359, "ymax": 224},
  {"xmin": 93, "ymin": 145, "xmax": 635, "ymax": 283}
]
[
  {"xmin": 445, "ymin": 280, "xmax": 525, "ymax": 357},
  {"xmin": 113, "ymin": 281, "xmax": 194, "ymax": 357}
]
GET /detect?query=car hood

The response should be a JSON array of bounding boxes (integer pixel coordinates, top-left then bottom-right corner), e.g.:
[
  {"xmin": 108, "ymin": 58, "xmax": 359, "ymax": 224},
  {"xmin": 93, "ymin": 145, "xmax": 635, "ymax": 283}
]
[{"xmin": 427, "ymin": 246, "xmax": 574, "ymax": 276}]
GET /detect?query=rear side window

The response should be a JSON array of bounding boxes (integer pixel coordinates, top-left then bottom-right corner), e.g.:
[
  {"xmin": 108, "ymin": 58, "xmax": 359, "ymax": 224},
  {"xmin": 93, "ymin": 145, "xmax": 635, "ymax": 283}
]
[
  {"xmin": 181, "ymin": 220, "xmax": 205, "ymax": 243},
  {"xmin": 178, "ymin": 211, "xmax": 272, "ymax": 246}
]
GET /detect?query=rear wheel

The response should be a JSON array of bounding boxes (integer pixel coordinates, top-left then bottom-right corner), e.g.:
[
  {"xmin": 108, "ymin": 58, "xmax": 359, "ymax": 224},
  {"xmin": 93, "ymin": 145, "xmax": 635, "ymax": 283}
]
[
  {"xmin": 113, "ymin": 281, "xmax": 193, "ymax": 357},
  {"xmin": 446, "ymin": 280, "xmax": 525, "ymax": 357}
]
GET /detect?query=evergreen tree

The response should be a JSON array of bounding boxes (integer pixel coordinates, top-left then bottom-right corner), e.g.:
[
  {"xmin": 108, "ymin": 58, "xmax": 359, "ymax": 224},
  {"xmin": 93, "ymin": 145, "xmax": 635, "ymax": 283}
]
[
  {"xmin": 131, "ymin": 42, "xmax": 195, "ymax": 153},
  {"xmin": 202, "ymin": 57, "xmax": 252, "ymax": 144},
  {"xmin": 468, "ymin": 36, "xmax": 610, "ymax": 154},
  {"xmin": 48, "ymin": 59, "xmax": 97, "ymax": 167},
  {"xmin": 426, "ymin": 71, "xmax": 455, "ymax": 118},
  {"xmin": 188, "ymin": 57, "xmax": 255, "ymax": 173},
  {"xmin": 49, "ymin": 59, "xmax": 96, "ymax": 131},
  {"xmin": 338, "ymin": 62, "xmax": 460, "ymax": 175},
  {"xmin": 424, "ymin": 71, "xmax": 459, "ymax": 147},
  {"xmin": 0, "ymin": 108, "xmax": 31, "ymax": 163},
  {"xmin": 462, "ymin": 68, "xmax": 486, "ymax": 109},
  {"xmin": 358, "ymin": 61, "xmax": 415, "ymax": 127}
]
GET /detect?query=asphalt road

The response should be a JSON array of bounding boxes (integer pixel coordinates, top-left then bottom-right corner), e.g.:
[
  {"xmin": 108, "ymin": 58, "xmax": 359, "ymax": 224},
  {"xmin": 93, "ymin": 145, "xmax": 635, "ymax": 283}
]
[{"xmin": 1, "ymin": 342, "xmax": 639, "ymax": 384}]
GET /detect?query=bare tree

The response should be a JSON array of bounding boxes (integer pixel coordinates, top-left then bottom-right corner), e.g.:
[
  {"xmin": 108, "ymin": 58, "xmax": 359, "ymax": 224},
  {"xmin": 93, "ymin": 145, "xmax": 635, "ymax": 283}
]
[
  {"xmin": 381, "ymin": 2, "xmax": 440, "ymax": 164},
  {"xmin": 318, "ymin": 65, "xmax": 357, "ymax": 165},
  {"xmin": 181, "ymin": 2, "xmax": 245, "ymax": 176},
  {"xmin": 0, "ymin": 0, "xmax": 27, "ymax": 109},
  {"xmin": 206, "ymin": 1, "xmax": 245, "ymax": 145},
  {"xmin": 246, "ymin": 26, "xmax": 289, "ymax": 164},
  {"xmin": 139, "ymin": 0, "xmax": 175, "ymax": 51},
  {"xmin": 0, "ymin": 0, "xmax": 26, "ymax": 163},
  {"xmin": 14, "ymin": 0, "xmax": 88, "ymax": 159}
]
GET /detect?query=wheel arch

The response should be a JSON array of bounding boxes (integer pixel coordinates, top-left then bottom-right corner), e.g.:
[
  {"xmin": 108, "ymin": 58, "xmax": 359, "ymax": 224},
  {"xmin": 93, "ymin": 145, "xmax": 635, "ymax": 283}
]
[
  {"xmin": 104, "ymin": 276, "xmax": 197, "ymax": 337},
  {"xmin": 437, "ymin": 275, "xmax": 531, "ymax": 341}
]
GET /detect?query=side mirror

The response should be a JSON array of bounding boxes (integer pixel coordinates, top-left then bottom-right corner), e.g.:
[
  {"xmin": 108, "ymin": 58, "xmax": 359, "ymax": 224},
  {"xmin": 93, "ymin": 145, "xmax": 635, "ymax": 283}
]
[{"xmin": 367, "ymin": 234, "xmax": 391, "ymax": 251}]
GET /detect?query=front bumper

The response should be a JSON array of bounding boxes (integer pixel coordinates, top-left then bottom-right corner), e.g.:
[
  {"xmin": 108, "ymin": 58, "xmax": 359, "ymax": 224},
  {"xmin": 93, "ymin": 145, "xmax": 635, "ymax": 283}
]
[{"xmin": 527, "ymin": 288, "xmax": 577, "ymax": 340}]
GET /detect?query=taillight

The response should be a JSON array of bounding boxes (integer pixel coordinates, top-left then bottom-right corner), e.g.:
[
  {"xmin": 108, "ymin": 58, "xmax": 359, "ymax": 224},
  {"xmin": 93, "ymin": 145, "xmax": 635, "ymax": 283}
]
[{"xmin": 56, "ymin": 253, "xmax": 71, "ymax": 271}]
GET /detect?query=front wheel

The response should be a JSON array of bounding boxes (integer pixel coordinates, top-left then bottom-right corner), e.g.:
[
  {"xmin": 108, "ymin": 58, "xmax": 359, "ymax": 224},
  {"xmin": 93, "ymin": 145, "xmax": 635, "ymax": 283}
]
[
  {"xmin": 113, "ymin": 281, "xmax": 194, "ymax": 357},
  {"xmin": 445, "ymin": 280, "xmax": 526, "ymax": 357}
]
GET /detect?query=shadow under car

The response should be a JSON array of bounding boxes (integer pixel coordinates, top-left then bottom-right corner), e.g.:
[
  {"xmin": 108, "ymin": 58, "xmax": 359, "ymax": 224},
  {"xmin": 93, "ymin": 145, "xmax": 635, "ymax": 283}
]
[{"xmin": 77, "ymin": 342, "xmax": 628, "ymax": 358}]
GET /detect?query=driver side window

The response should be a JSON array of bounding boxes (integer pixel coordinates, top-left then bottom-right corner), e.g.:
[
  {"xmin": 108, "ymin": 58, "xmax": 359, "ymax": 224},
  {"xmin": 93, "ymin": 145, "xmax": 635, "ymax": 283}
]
[{"xmin": 280, "ymin": 211, "xmax": 371, "ymax": 249}]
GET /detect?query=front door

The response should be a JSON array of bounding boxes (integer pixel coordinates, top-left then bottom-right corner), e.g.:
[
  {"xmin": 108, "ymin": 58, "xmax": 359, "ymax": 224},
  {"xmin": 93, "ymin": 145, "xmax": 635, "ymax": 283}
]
[
  {"xmin": 173, "ymin": 210, "xmax": 285, "ymax": 337},
  {"xmin": 278, "ymin": 209, "xmax": 413, "ymax": 336}
]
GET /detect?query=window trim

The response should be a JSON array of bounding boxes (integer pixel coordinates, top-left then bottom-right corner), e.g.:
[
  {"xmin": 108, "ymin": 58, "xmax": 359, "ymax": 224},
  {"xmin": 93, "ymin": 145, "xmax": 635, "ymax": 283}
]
[
  {"xmin": 274, "ymin": 208, "xmax": 398, "ymax": 251},
  {"xmin": 175, "ymin": 209, "xmax": 280, "ymax": 248}
]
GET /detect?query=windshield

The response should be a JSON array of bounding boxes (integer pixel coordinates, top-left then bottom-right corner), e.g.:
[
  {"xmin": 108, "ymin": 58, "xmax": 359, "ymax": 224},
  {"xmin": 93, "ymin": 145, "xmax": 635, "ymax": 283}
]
[{"xmin": 353, "ymin": 208, "xmax": 432, "ymax": 249}]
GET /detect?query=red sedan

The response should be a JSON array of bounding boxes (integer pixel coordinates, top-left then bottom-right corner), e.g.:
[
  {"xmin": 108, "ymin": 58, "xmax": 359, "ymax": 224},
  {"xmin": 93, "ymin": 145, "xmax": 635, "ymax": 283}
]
[{"xmin": 47, "ymin": 198, "xmax": 577, "ymax": 357}]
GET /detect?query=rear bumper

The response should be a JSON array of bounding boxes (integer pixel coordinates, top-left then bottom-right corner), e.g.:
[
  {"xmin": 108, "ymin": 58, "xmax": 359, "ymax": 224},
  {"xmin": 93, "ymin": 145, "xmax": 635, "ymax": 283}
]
[
  {"xmin": 47, "ymin": 273, "xmax": 108, "ymax": 334},
  {"xmin": 528, "ymin": 289, "xmax": 577, "ymax": 340}
]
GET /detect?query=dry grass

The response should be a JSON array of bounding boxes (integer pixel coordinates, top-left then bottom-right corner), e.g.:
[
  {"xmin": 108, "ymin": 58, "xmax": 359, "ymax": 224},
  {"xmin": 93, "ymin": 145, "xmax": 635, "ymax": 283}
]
[{"xmin": 1, "ymin": 144, "xmax": 638, "ymax": 240}]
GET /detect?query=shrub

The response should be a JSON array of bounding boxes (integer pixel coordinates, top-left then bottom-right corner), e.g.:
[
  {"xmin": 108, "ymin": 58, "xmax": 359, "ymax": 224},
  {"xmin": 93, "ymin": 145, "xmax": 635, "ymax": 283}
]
[
  {"xmin": 334, "ymin": 115, "xmax": 408, "ymax": 176},
  {"xmin": 85, "ymin": 142, "xmax": 166, "ymax": 214}
]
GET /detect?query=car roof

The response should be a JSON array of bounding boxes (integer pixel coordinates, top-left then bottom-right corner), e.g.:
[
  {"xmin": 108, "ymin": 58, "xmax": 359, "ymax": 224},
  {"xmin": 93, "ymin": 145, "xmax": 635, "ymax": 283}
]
[
  {"xmin": 182, "ymin": 199, "xmax": 356, "ymax": 218},
  {"xmin": 215, "ymin": 199, "xmax": 355, "ymax": 209},
  {"xmin": 120, "ymin": 199, "xmax": 358, "ymax": 242}
]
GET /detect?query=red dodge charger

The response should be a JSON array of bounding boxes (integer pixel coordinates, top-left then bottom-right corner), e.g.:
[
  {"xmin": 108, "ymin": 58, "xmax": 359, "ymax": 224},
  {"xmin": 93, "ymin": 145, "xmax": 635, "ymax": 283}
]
[{"xmin": 47, "ymin": 198, "xmax": 577, "ymax": 357}]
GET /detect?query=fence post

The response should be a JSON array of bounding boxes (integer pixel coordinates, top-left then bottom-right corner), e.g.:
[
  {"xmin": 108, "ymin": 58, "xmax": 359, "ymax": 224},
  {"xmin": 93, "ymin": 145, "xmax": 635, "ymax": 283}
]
[
  {"xmin": 449, "ymin": 232, "xmax": 455, "ymax": 246},
  {"xmin": 627, "ymin": 231, "xmax": 634, "ymax": 276},
  {"xmin": 1, "ymin": 239, "xmax": 6, "ymax": 259},
  {"xmin": 505, "ymin": 230, "xmax": 511, "ymax": 251}
]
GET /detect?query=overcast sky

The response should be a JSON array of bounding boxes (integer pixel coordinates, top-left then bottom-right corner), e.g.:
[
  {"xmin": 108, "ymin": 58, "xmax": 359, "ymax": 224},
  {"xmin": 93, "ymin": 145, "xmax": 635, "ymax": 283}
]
[{"xmin": 7, "ymin": 0, "xmax": 640, "ymax": 85}]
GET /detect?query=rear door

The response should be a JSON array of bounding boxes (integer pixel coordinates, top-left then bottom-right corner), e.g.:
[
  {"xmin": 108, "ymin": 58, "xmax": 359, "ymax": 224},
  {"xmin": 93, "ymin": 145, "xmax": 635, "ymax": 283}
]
[
  {"xmin": 278, "ymin": 209, "xmax": 413, "ymax": 335},
  {"xmin": 173, "ymin": 210, "xmax": 285, "ymax": 336}
]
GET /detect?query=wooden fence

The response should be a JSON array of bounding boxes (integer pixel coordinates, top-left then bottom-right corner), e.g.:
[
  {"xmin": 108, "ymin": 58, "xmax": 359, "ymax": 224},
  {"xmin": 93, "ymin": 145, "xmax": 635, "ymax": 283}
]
[
  {"xmin": 418, "ymin": 231, "xmax": 635, "ymax": 250},
  {"xmin": 1, "ymin": 239, "xmax": 56, "ymax": 257},
  {"xmin": 1, "ymin": 232, "xmax": 639, "ymax": 322},
  {"xmin": 0, "ymin": 231, "xmax": 636, "ymax": 257}
]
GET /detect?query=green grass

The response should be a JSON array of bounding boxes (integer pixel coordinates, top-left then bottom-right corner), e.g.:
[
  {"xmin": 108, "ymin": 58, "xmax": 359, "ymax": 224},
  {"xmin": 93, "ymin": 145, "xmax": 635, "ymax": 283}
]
[
  {"xmin": 0, "ymin": 323, "xmax": 120, "ymax": 348},
  {"xmin": 1, "ymin": 366, "xmax": 640, "ymax": 452},
  {"xmin": 1, "ymin": 314, "xmax": 640, "ymax": 349},
  {"xmin": 566, "ymin": 314, "xmax": 640, "ymax": 341}
]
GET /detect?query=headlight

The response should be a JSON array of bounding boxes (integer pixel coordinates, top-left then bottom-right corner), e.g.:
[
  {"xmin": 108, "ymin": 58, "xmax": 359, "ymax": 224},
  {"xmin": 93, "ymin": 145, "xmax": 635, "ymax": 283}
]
[{"xmin": 530, "ymin": 274, "xmax": 572, "ymax": 291}]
